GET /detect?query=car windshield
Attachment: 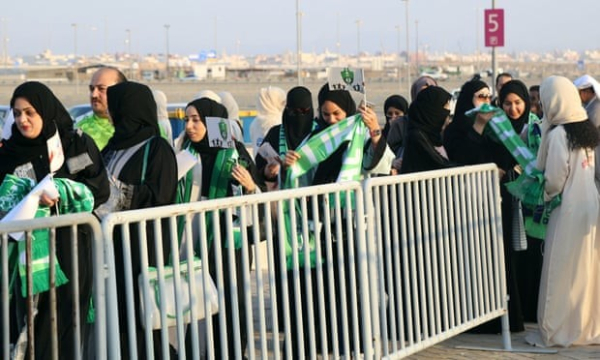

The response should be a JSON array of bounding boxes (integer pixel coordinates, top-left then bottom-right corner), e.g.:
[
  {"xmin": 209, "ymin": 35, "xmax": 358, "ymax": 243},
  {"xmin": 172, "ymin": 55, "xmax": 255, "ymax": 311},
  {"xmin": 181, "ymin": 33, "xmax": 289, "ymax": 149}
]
[{"xmin": 68, "ymin": 105, "xmax": 92, "ymax": 119}]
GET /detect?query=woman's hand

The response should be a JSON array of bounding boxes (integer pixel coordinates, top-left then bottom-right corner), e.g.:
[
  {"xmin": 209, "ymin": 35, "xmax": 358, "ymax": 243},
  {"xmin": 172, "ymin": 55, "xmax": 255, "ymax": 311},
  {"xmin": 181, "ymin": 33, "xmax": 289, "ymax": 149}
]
[
  {"xmin": 232, "ymin": 164, "xmax": 257, "ymax": 193},
  {"xmin": 40, "ymin": 192, "xmax": 59, "ymax": 207},
  {"xmin": 358, "ymin": 104, "xmax": 382, "ymax": 146},
  {"xmin": 473, "ymin": 111, "xmax": 494, "ymax": 134},
  {"xmin": 264, "ymin": 158, "xmax": 281, "ymax": 179},
  {"xmin": 283, "ymin": 150, "xmax": 301, "ymax": 169}
]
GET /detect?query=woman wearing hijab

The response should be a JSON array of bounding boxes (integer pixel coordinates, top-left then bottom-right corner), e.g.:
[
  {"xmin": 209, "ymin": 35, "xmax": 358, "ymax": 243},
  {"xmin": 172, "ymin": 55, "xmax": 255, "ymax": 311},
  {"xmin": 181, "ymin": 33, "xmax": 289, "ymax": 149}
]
[
  {"xmin": 499, "ymin": 79, "xmax": 545, "ymax": 323},
  {"xmin": 175, "ymin": 97, "xmax": 263, "ymax": 359},
  {"xmin": 444, "ymin": 78, "xmax": 527, "ymax": 333},
  {"xmin": 400, "ymin": 86, "xmax": 454, "ymax": 174},
  {"xmin": 101, "ymin": 81, "xmax": 178, "ymax": 358},
  {"xmin": 255, "ymin": 86, "xmax": 315, "ymax": 187},
  {"xmin": 249, "ymin": 86, "xmax": 287, "ymax": 155},
  {"xmin": 0, "ymin": 81, "xmax": 109, "ymax": 359},
  {"xmin": 388, "ymin": 77, "xmax": 437, "ymax": 172},
  {"xmin": 526, "ymin": 76, "xmax": 600, "ymax": 347},
  {"xmin": 283, "ymin": 83, "xmax": 393, "ymax": 357}
]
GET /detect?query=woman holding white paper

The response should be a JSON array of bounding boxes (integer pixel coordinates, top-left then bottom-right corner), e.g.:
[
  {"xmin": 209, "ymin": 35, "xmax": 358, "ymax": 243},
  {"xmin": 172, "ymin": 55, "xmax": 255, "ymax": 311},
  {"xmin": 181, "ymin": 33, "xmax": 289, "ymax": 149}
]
[
  {"xmin": 0, "ymin": 81, "xmax": 109, "ymax": 359},
  {"xmin": 174, "ymin": 97, "xmax": 264, "ymax": 359}
]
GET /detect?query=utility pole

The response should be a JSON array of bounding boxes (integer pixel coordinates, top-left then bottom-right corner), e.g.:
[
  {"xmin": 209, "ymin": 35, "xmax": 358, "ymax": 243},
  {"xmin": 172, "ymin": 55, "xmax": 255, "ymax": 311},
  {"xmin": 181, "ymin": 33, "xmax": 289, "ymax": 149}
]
[
  {"xmin": 402, "ymin": 0, "xmax": 410, "ymax": 100},
  {"xmin": 72, "ymin": 23, "xmax": 79, "ymax": 94},
  {"xmin": 164, "ymin": 24, "xmax": 170, "ymax": 80}
]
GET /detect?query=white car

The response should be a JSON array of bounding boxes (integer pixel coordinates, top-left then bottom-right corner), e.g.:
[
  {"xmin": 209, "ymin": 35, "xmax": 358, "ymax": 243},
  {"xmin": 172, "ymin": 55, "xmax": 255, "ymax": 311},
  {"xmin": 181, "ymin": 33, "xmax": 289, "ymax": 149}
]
[{"xmin": 68, "ymin": 104, "xmax": 93, "ymax": 121}]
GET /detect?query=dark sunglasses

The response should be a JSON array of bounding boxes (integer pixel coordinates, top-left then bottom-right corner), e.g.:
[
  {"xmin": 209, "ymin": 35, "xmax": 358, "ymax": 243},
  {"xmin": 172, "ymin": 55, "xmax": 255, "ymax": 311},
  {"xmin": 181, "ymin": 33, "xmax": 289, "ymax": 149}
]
[{"xmin": 475, "ymin": 93, "xmax": 493, "ymax": 100}]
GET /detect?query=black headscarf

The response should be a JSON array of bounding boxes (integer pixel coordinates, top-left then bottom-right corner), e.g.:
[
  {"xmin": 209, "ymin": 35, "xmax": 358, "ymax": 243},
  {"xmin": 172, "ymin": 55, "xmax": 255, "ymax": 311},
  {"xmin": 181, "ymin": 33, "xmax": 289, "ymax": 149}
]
[
  {"xmin": 185, "ymin": 97, "xmax": 229, "ymax": 153},
  {"xmin": 408, "ymin": 86, "xmax": 452, "ymax": 146},
  {"xmin": 283, "ymin": 86, "xmax": 314, "ymax": 149},
  {"xmin": 498, "ymin": 79, "xmax": 531, "ymax": 134},
  {"xmin": 105, "ymin": 81, "xmax": 159, "ymax": 150},
  {"xmin": 184, "ymin": 97, "xmax": 229, "ymax": 196},
  {"xmin": 384, "ymin": 95, "xmax": 409, "ymax": 121},
  {"xmin": 316, "ymin": 83, "xmax": 356, "ymax": 128},
  {"xmin": 450, "ymin": 79, "xmax": 489, "ymax": 133},
  {"xmin": 0, "ymin": 81, "xmax": 73, "ymax": 175}
]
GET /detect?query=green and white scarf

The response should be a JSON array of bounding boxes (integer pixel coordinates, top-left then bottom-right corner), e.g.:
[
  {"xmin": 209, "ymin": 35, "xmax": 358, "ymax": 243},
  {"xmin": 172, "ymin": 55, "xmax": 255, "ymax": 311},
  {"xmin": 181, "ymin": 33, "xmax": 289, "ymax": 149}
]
[
  {"xmin": 0, "ymin": 175, "xmax": 95, "ymax": 297},
  {"xmin": 282, "ymin": 115, "xmax": 366, "ymax": 269},
  {"xmin": 467, "ymin": 105, "xmax": 560, "ymax": 237}
]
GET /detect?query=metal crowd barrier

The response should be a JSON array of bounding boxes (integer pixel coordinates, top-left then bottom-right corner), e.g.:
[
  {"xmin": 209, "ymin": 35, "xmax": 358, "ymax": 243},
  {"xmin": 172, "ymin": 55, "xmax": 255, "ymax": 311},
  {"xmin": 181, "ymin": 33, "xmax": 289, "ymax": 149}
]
[
  {"xmin": 100, "ymin": 181, "xmax": 371, "ymax": 360},
  {"xmin": 363, "ymin": 164, "xmax": 509, "ymax": 359},
  {"xmin": 0, "ymin": 213, "xmax": 106, "ymax": 360},
  {"xmin": 1, "ymin": 164, "xmax": 508, "ymax": 359}
]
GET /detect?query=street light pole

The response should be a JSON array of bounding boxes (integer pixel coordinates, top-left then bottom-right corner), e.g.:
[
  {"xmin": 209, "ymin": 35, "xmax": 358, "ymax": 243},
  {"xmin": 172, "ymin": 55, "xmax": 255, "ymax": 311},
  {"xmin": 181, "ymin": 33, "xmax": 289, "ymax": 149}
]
[
  {"xmin": 72, "ymin": 23, "xmax": 79, "ymax": 94},
  {"xmin": 164, "ymin": 24, "xmax": 170, "ymax": 81},
  {"xmin": 296, "ymin": 0, "xmax": 302, "ymax": 85},
  {"xmin": 415, "ymin": 20, "xmax": 419, "ymax": 76},
  {"xmin": 396, "ymin": 25, "xmax": 401, "ymax": 92},
  {"xmin": 402, "ymin": 0, "xmax": 410, "ymax": 100},
  {"xmin": 491, "ymin": 0, "xmax": 497, "ymax": 96},
  {"xmin": 125, "ymin": 29, "xmax": 132, "ymax": 79},
  {"xmin": 356, "ymin": 19, "xmax": 362, "ymax": 67}
]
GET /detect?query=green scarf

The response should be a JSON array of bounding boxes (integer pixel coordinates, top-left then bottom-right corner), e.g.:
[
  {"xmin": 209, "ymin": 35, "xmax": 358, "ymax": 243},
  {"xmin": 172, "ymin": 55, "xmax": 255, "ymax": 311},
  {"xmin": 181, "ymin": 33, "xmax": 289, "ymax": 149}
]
[
  {"xmin": 467, "ymin": 105, "xmax": 560, "ymax": 239},
  {"xmin": 283, "ymin": 115, "xmax": 366, "ymax": 269},
  {"xmin": 75, "ymin": 113, "xmax": 115, "ymax": 151},
  {"xmin": 0, "ymin": 175, "xmax": 95, "ymax": 297}
]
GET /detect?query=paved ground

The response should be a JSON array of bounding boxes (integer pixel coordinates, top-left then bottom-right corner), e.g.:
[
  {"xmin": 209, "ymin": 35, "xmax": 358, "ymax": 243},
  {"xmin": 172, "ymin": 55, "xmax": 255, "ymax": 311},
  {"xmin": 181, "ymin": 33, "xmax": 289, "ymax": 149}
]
[{"xmin": 407, "ymin": 323, "xmax": 600, "ymax": 359}]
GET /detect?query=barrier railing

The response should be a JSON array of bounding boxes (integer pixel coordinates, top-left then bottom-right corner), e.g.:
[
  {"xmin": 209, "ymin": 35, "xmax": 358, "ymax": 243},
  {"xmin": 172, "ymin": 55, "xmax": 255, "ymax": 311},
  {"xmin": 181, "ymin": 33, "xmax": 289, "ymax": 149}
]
[
  {"xmin": 363, "ymin": 164, "xmax": 509, "ymax": 359},
  {"xmin": 100, "ymin": 181, "xmax": 371, "ymax": 360},
  {"xmin": 1, "ymin": 164, "xmax": 508, "ymax": 359},
  {"xmin": 0, "ymin": 213, "xmax": 105, "ymax": 360}
]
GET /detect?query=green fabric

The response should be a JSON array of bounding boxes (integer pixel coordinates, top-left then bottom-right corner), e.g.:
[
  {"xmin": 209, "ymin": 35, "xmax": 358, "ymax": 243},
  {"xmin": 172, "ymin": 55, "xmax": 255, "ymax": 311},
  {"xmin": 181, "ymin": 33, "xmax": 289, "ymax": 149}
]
[
  {"xmin": 467, "ymin": 104, "xmax": 561, "ymax": 239},
  {"xmin": 283, "ymin": 115, "xmax": 366, "ymax": 269},
  {"xmin": 207, "ymin": 148, "xmax": 242, "ymax": 249},
  {"xmin": 0, "ymin": 175, "xmax": 94, "ymax": 297},
  {"xmin": 75, "ymin": 113, "xmax": 115, "ymax": 151}
]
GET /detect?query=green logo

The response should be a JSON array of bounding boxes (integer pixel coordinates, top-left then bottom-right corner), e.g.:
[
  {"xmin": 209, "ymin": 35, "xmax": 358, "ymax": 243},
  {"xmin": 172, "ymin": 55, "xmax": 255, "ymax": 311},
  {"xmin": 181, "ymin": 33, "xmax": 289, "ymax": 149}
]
[
  {"xmin": 218, "ymin": 119, "xmax": 229, "ymax": 139},
  {"xmin": 341, "ymin": 68, "xmax": 354, "ymax": 85}
]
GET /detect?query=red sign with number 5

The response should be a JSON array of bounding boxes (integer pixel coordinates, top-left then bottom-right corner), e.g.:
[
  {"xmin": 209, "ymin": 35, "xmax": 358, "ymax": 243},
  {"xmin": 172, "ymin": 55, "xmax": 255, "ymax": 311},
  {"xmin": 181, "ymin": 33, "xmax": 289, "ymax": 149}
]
[{"xmin": 484, "ymin": 9, "xmax": 504, "ymax": 47}]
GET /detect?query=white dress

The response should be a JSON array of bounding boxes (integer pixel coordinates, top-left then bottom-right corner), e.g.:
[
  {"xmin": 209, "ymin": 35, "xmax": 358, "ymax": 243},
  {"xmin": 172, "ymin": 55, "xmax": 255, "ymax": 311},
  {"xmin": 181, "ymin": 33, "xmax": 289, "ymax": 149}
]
[{"xmin": 532, "ymin": 125, "xmax": 600, "ymax": 347}]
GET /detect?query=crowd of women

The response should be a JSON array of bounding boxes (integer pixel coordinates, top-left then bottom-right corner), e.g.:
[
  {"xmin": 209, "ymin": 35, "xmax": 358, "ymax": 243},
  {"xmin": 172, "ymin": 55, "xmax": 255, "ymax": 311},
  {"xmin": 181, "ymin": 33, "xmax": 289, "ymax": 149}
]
[{"xmin": 0, "ymin": 67, "xmax": 599, "ymax": 358}]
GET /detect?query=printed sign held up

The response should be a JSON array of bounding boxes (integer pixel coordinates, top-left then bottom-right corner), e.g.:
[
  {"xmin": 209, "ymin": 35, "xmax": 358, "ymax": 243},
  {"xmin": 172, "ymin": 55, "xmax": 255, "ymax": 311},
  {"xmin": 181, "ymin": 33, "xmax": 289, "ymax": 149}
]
[
  {"xmin": 206, "ymin": 117, "xmax": 235, "ymax": 148},
  {"xmin": 327, "ymin": 67, "xmax": 365, "ymax": 93}
]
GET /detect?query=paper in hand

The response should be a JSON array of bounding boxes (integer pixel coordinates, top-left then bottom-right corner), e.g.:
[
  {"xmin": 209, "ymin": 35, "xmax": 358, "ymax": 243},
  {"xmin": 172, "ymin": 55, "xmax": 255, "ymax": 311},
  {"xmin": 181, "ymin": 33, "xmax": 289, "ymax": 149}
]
[
  {"xmin": 1, "ymin": 174, "xmax": 59, "ymax": 240},
  {"xmin": 176, "ymin": 149, "xmax": 199, "ymax": 180},
  {"xmin": 257, "ymin": 142, "xmax": 279, "ymax": 161}
]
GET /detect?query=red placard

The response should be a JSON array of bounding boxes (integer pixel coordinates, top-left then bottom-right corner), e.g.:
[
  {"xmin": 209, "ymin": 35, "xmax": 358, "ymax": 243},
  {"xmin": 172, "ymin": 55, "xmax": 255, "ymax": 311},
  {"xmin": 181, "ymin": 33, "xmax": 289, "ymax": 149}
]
[{"xmin": 484, "ymin": 9, "xmax": 504, "ymax": 47}]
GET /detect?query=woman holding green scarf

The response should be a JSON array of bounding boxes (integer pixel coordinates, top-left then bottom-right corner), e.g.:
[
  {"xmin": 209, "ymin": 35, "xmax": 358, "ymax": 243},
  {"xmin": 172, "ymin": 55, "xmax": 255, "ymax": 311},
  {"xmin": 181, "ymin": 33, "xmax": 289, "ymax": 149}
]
[
  {"xmin": 498, "ymin": 79, "xmax": 545, "ymax": 323},
  {"xmin": 283, "ymin": 84, "xmax": 393, "ymax": 357},
  {"xmin": 174, "ymin": 97, "xmax": 263, "ymax": 359},
  {"xmin": 0, "ymin": 81, "xmax": 109, "ymax": 359}
]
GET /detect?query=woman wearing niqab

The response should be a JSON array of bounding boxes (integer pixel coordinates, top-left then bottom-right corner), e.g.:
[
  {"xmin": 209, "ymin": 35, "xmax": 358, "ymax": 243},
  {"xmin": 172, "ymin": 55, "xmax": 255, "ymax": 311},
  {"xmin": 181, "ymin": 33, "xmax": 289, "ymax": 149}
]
[{"xmin": 400, "ymin": 86, "xmax": 454, "ymax": 174}]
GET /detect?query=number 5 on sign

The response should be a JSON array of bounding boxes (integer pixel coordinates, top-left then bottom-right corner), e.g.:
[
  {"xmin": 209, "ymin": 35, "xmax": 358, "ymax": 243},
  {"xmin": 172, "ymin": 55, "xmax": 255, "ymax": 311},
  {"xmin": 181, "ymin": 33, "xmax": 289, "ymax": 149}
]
[{"xmin": 484, "ymin": 9, "xmax": 504, "ymax": 47}]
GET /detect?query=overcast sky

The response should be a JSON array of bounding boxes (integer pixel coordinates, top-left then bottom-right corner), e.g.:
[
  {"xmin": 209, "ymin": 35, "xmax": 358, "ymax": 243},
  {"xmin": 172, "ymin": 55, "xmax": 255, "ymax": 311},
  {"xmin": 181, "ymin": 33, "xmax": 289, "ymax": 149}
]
[{"xmin": 2, "ymin": 0, "xmax": 598, "ymax": 58}]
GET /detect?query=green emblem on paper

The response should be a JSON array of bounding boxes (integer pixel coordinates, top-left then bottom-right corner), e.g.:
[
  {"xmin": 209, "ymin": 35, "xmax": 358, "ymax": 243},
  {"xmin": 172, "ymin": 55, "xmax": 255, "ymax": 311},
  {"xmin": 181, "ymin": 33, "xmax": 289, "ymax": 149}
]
[
  {"xmin": 341, "ymin": 68, "xmax": 354, "ymax": 85},
  {"xmin": 219, "ymin": 118, "xmax": 229, "ymax": 139}
]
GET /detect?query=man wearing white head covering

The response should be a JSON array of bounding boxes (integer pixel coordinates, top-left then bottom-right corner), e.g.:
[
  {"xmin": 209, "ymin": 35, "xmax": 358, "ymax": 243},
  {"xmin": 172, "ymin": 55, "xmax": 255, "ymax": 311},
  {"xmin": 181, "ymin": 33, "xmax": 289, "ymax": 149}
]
[
  {"xmin": 152, "ymin": 89, "xmax": 174, "ymax": 146},
  {"xmin": 249, "ymin": 86, "xmax": 286, "ymax": 154},
  {"xmin": 526, "ymin": 75, "xmax": 600, "ymax": 348},
  {"xmin": 574, "ymin": 74, "xmax": 600, "ymax": 188},
  {"xmin": 573, "ymin": 74, "xmax": 600, "ymax": 127}
]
